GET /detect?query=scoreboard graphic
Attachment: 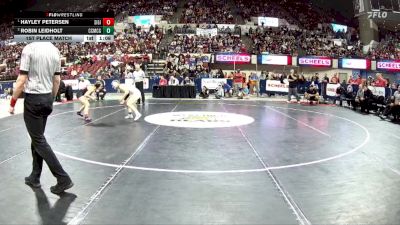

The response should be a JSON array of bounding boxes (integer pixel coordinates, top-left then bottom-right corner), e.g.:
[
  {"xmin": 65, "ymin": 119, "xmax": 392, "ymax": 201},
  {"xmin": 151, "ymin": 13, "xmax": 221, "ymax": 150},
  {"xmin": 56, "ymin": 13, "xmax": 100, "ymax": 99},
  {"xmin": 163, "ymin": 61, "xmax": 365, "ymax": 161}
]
[{"xmin": 13, "ymin": 12, "xmax": 115, "ymax": 42}]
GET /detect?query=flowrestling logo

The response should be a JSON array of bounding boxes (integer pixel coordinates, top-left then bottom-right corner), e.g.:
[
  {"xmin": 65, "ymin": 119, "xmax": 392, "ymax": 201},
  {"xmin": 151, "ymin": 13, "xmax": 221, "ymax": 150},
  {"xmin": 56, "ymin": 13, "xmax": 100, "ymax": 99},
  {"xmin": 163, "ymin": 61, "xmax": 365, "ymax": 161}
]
[
  {"xmin": 215, "ymin": 54, "xmax": 251, "ymax": 63},
  {"xmin": 298, "ymin": 57, "xmax": 332, "ymax": 67},
  {"xmin": 144, "ymin": 111, "xmax": 255, "ymax": 128}
]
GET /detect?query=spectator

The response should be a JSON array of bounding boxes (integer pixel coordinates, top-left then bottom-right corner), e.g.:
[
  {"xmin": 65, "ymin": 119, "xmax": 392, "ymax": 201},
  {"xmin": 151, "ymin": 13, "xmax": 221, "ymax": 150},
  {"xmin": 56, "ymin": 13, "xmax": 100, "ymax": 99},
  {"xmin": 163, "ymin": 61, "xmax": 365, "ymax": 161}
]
[
  {"xmin": 373, "ymin": 73, "xmax": 388, "ymax": 87},
  {"xmin": 233, "ymin": 70, "xmax": 244, "ymax": 93},
  {"xmin": 330, "ymin": 74, "xmax": 339, "ymax": 84},
  {"xmin": 200, "ymin": 86, "xmax": 210, "ymax": 99}
]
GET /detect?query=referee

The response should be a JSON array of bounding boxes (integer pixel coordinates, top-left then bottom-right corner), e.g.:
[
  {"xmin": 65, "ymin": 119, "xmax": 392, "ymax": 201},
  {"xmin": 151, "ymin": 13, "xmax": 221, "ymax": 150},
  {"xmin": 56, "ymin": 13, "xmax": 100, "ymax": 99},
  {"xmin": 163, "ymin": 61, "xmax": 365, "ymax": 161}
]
[
  {"xmin": 9, "ymin": 42, "xmax": 73, "ymax": 194},
  {"xmin": 133, "ymin": 64, "xmax": 145, "ymax": 104}
]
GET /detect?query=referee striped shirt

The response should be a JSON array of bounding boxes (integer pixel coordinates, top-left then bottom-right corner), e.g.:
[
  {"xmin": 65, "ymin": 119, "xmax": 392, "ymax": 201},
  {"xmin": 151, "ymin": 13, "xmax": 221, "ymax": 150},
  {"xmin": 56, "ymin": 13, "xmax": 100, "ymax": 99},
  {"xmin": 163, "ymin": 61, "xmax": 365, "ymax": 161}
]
[{"xmin": 20, "ymin": 42, "xmax": 61, "ymax": 94}]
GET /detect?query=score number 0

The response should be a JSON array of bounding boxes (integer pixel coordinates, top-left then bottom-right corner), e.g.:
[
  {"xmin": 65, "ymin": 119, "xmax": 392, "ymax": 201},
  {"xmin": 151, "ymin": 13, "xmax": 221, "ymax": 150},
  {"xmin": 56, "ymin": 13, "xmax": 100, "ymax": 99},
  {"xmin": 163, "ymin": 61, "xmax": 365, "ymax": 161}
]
[{"xmin": 102, "ymin": 18, "xmax": 114, "ymax": 26}]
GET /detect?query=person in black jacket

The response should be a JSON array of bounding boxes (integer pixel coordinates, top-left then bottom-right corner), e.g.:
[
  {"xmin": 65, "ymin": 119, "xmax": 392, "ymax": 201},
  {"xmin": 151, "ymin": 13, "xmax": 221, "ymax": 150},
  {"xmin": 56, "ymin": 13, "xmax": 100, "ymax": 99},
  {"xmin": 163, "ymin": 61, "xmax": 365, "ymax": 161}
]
[
  {"xmin": 55, "ymin": 80, "xmax": 66, "ymax": 102},
  {"xmin": 360, "ymin": 85, "xmax": 373, "ymax": 113},
  {"xmin": 334, "ymin": 85, "xmax": 346, "ymax": 106},
  {"xmin": 287, "ymin": 69, "xmax": 299, "ymax": 103},
  {"xmin": 95, "ymin": 76, "xmax": 107, "ymax": 101}
]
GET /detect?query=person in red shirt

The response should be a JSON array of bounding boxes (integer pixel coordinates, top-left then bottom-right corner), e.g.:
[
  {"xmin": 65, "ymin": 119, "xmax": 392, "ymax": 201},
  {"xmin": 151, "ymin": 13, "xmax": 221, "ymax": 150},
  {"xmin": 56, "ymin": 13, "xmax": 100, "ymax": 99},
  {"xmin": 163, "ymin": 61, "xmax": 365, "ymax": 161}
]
[
  {"xmin": 348, "ymin": 76, "xmax": 355, "ymax": 84},
  {"xmin": 233, "ymin": 69, "xmax": 243, "ymax": 92},
  {"xmin": 373, "ymin": 73, "xmax": 388, "ymax": 87},
  {"xmin": 330, "ymin": 74, "xmax": 339, "ymax": 84},
  {"xmin": 354, "ymin": 75, "xmax": 362, "ymax": 85},
  {"xmin": 159, "ymin": 75, "xmax": 168, "ymax": 86}
]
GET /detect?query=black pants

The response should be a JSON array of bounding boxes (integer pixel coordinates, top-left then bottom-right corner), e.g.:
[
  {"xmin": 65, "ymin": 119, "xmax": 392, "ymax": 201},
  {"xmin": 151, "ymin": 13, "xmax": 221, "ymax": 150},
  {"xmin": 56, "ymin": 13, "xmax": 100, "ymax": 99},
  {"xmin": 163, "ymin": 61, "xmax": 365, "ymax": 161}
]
[
  {"xmin": 360, "ymin": 99, "xmax": 372, "ymax": 112},
  {"xmin": 135, "ymin": 81, "xmax": 145, "ymax": 104},
  {"xmin": 383, "ymin": 104, "xmax": 400, "ymax": 117},
  {"xmin": 96, "ymin": 89, "xmax": 107, "ymax": 100},
  {"xmin": 288, "ymin": 88, "xmax": 300, "ymax": 101},
  {"xmin": 24, "ymin": 94, "xmax": 70, "ymax": 182}
]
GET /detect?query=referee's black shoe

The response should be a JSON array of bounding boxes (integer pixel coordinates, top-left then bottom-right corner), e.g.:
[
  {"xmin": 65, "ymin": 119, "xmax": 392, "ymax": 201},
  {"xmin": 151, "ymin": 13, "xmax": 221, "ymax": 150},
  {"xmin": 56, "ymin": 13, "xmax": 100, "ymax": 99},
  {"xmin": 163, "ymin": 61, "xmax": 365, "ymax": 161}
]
[
  {"xmin": 25, "ymin": 176, "xmax": 41, "ymax": 188},
  {"xmin": 50, "ymin": 178, "xmax": 74, "ymax": 194}
]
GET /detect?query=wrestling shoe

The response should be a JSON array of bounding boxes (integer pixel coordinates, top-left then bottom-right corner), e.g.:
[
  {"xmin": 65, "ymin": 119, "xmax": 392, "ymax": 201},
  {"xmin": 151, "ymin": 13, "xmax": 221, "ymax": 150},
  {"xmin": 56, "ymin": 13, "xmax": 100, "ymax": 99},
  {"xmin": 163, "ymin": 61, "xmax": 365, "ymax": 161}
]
[
  {"xmin": 25, "ymin": 176, "xmax": 41, "ymax": 188},
  {"xmin": 50, "ymin": 178, "xmax": 74, "ymax": 194},
  {"xmin": 134, "ymin": 113, "xmax": 142, "ymax": 121},
  {"xmin": 125, "ymin": 114, "xmax": 134, "ymax": 119}
]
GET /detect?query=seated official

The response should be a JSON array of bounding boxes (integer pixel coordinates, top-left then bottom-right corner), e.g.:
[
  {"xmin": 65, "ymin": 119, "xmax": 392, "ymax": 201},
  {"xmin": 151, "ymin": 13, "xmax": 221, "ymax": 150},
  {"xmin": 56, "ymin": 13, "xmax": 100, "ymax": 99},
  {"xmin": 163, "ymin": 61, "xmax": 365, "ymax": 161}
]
[
  {"xmin": 182, "ymin": 76, "xmax": 194, "ymax": 86},
  {"xmin": 95, "ymin": 76, "xmax": 107, "ymax": 101},
  {"xmin": 159, "ymin": 75, "xmax": 168, "ymax": 86},
  {"xmin": 344, "ymin": 84, "xmax": 355, "ymax": 107},
  {"xmin": 55, "ymin": 80, "xmax": 66, "ymax": 102},
  {"xmin": 354, "ymin": 85, "xmax": 373, "ymax": 113},
  {"xmin": 168, "ymin": 76, "xmax": 179, "ymax": 86},
  {"xmin": 305, "ymin": 85, "xmax": 320, "ymax": 104},
  {"xmin": 334, "ymin": 85, "xmax": 346, "ymax": 106},
  {"xmin": 381, "ymin": 86, "xmax": 400, "ymax": 121},
  {"xmin": 199, "ymin": 86, "xmax": 209, "ymax": 99}
]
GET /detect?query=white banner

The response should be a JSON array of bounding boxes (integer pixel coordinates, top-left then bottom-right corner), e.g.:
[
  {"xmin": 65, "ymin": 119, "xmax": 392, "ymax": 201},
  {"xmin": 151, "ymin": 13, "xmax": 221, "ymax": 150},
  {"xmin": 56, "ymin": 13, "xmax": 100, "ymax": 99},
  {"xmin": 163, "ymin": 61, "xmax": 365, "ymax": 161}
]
[
  {"xmin": 196, "ymin": 28, "xmax": 218, "ymax": 37},
  {"xmin": 368, "ymin": 86, "xmax": 385, "ymax": 96},
  {"xmin": 327, "ymin": 83, "xmax": 341, "ymax": 97},
  {"xmin": 340, "ymin": 58, "xmax": 369, "ymax": 69},
  {"xmin": 63, "ymin": 80, "xmax": 79, "ymax": 90},
  {"xmin": 260, "ymin": 55, "xmax": 290, "ymax": 65},
  {"xmin": 258, "ymin": 17, "xmax": 279, "ymax": 27},
  {"xmin": 265, "ymin": 80, "xmax": 289, "ymax": 93},
  {"xmin": 201, "ymin": 78, "xmax": 227, "ymax": 90},
  {"xmin": 63, "ymin": 79, "xmax": 91, "ymax": 91}
]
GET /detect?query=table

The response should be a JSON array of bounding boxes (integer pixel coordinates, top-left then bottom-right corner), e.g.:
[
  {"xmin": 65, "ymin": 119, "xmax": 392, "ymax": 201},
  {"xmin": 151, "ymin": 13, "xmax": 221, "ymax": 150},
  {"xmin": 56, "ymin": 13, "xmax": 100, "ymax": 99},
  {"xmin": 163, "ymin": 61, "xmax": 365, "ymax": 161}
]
[{"xmin": 152, "ymin": 85, "xmax": 196, "ymax": 98}]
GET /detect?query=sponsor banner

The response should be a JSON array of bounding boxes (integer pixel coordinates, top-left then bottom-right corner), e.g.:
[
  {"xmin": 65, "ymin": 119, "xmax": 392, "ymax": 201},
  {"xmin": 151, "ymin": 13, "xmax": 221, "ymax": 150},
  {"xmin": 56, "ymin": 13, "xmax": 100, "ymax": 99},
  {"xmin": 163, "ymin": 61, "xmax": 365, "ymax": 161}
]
[
  {"xmin": 339, "ymin": 58, "xmax": 371, "ymax": 70},
  {"xmin": 298, "ymin": 56, "xmax": 332, "ymax": 67},
  {"xmin": 258, "ymin": 54, "xmax": 291, "ymax": 65},
  {"xmin": 63, "ymin": 79, "xmax": 79, "ymax": 90},
  {"xmin": 327, "ymin": 83, "xmax": 341, "ymax": 97},
  {"xmin": 201, "ymin": 78, "xmax": 227, "ymax": 90},
  {"xmin": 265, "ymin": 80, "xmax": 289, "ymax": 93},
  {"xmin": 258, "ymin": 17, "xmax": 279, "ymax": 27},
  {"xmin": 196, "ymin": 28, "xmax": 218, "ymax": 37},
  {"xmin": 215, "ymin": 53, "xmax": 251, "ymax": 64},
  {"xmin": 368, "ymin": 86, "xmax": 385, "ymax": 96},
  {"xmin": 376, "ymin": 60, "xmax": 400, "ymax": 72},
  {"xmin": 144, "ymin": 111, "xmax": 255, "ymax": 128}
]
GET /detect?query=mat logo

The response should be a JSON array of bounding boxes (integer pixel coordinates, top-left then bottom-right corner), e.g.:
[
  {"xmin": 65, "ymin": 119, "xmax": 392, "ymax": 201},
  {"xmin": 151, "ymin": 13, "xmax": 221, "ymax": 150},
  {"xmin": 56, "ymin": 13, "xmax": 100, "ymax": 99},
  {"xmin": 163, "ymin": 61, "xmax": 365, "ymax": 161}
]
[
  {"xmin": 144, "ymin": 111, "xmax": 254, "ymax": 128},
  {"xmin": 170, "ymin": 114, "xmax": 230, "ymax": 123},
  {"xmin": 367, "ymin": 11, "xmax": 387, "ymax": 19}
]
